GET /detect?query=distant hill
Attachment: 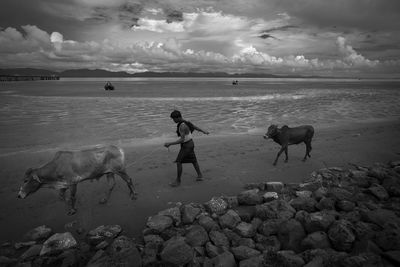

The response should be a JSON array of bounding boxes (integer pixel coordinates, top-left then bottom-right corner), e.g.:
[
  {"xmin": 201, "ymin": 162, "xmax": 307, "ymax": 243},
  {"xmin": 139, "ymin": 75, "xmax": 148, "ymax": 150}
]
[
  {"xmin": 0, "ymin": 68, "xmax": 58, "ymax": 76},
  {"xmin": 0, "ymin": 68, "xmax": 320, "ymax": 78}
]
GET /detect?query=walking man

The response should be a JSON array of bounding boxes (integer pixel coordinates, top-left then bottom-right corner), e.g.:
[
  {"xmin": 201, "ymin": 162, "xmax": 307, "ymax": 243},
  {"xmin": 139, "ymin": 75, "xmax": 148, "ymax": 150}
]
[{"xmin": 164, "ymin": 110, "xmax": 209, "ymax": 187}]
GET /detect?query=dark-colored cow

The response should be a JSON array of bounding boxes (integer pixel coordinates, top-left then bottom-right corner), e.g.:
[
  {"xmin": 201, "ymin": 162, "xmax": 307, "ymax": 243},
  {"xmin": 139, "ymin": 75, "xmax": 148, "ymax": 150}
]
[
  {"xmin": 18, "ymin": 145, "xmax": 136, "ymax": 215},
  {"xmin": 264, "ymin": 124, "xmax": 314, "ymax": 166}
]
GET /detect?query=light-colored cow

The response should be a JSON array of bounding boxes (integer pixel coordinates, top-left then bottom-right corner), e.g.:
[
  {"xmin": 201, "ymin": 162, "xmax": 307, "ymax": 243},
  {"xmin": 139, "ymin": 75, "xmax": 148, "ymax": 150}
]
[{"xmin": 18, "ymin": 145, "xmax": 136, "ymax": 215}]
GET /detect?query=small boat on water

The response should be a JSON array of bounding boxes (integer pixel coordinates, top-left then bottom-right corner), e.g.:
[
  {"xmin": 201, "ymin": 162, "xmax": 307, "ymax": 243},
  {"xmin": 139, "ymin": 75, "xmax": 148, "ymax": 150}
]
[
  {"xmin": 232, "ymin": 80, "xmax": 239, "ymax": 85},
  {"xmin": 104, "ymin": 81, "xmax": 114, "ymax": 90}
]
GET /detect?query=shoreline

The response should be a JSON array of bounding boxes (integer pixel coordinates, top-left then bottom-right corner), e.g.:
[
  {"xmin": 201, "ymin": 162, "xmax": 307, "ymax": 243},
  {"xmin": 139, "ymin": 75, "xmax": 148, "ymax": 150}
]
[{"xmin": 1, "ymin": 120, "xmax": 400, "ymax": 242}]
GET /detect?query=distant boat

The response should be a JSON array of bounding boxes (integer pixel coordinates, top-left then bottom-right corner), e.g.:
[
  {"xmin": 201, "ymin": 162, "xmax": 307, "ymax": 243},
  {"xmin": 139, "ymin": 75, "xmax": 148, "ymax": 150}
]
[
  {"xmin": 104, "ymin": 82, "xmax": 114, "ymax": 90},
  {"xmin": 232, "ymin": 80, "xmax": 239, "ymax": 85}
]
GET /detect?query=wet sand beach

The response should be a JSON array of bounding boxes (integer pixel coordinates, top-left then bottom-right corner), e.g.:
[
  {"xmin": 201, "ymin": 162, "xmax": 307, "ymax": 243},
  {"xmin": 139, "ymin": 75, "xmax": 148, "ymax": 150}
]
[{"xmin": 1, "ymin": 120, "xmax": 400, "ymax": 242}]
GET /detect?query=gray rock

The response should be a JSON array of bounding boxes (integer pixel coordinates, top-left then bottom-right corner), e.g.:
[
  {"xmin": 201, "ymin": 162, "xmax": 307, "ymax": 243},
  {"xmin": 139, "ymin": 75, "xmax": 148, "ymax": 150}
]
[
  {"xmin": 198, "ymin": 214, "xmax": 220, "ymax": 232},
  {"xmin": 302, "ymin": 211, "xmax": 336, "ymax": 233},
  {"xmin": 219, "ymin": 210, "xmax": 241, "ymax": 229},
  {"xmin": 375, "ymin": 226, "xmax": 400, "ymax": 251},
  {"xmin": 237, "ymin": 238, "xmax": 255, "ymax": 249},
  {"xmin": 20, "ymin": 244, "xmax": 42, "ymax": 260},
  {"xmin": 109, "ymin": 236, "xmax": 142, "ymax": 267},
  {"xmin": 290, "ymin": 197, "xmax": 317, "ymax": 212},
  {"xmin": 254, "ymin": 235, "xmax": 280, "ymax": 252},
  {"xmin": 336, "ymin": 200, "xmax": 356, "ymax": 212},
  {"xmin": 87, "ymin": 225, "xmax": 122, "ymax": 245},
  {"xmin": 382, "ymin": 250, "xmax": 400, "ymax": 266},
  {"xmin": 142, "ymin": 242, "xmax": 158, "ymax": 267},
  {"xmin": 266, "ymin": 182, "xmax": 284, "ymax": 193},
  {"xmin": 276, "ymin": 250, "xmax": 305, "ymax": 267},
  {"xmin": 209, "ymin": 230, "xmax": 230, "ymax": 248},
  {"xmin": 263, "ymin": 192, "xmax": 279, "ymax": 202},
  {"xmin": 258, "ymin": 219, "xmax": 282, "ymax": 236},
  {"xmin": 234, "ymin": 206, "xmax": 256, "ymax": 222},
  {"xmin": 185, "ymin": 225, "xmax": 209, "ymax": 247},
  {"xmin": 301, "ymin": 231, "xmax": 331, "ymax": 250},
  {"xmin": 328, "ymin": 220, "xmax": 356, "ymax": 252},
  {"xmin": 295, "ymin": 190, "xmax": 313, "ymax": 198},
  {"xmin": 255, "ymin": 200, "xmax": 296, "ymax": 220},
  {"xmin": 361, "ymin": 208, "xmax": 400, "ymax": 228},
  {"xmin": 367, "ymin": 183, "xmax": 389, "ymax": 200},
  {"xmin": 224, "ymin": 196, "xmax": 239, "ymax": 209},
  {"xmin": 313, "ymin": 187, "xmax": 328, "ymax": 201},
  {"xmin": 205, "ymin": 197, "xmax": 228, "ymax": 215},
  {"xmin": 231, "ymin": 246, "xmax": 260, "ymax": 261},
  {"xmin": 146, "ymin": 215, "xmax": 173, "ymax": 233},
  {"xmin": 328, "ymin": 187, "xmax": 353, "ymax": 201},
  {"xmin": 23, "ymin": 225, "xmax": 53, "ymax": 241},
  {"xmin": 235, "ymin": 222, "xmax": 256, "ymax": 238},
  {"xmin": 14, "ymin": 241, "xmax": 36, "ymax": 249},
  {"xmin": 40, "ymin": 232, "xmax": 78, "ymax": 256},
  {"xmin": 316, "ymin": 196, "xmax": 336, "ymax": 210},
  {"xmin": 182, "ymin": 204, "xmax": 202, "ymax": 224},
  {"xmin": 223, "ymin": 228, "xmax": 242, "ymax": 247},
  {"xmin": 212, "ymin": 251, "xmax": 237, "ymax": 267},
  {"xmin": 239, "ymin": 256, "xmax": 264, "ymax": 267},
  {"xmin": 205, "ymin": 241, "xmax": 225, "ymax": 258},
  {"xmin": 238, "ymin": 189, "xmax": 262, "ymax": 205},
  {"xmin": 143, "ymin": 234, "xmax": 164, "ymax": 247},
  {"xmin": 277, "ymin": 219, "xmax": 306, "ymax": 253},
  {"xmin": 158, "ymin": 206, "xmax": 181, "ymax": 226},
  {"xmin": 160, "ymin": 236, "xmax": 193, "ymax": 266}
]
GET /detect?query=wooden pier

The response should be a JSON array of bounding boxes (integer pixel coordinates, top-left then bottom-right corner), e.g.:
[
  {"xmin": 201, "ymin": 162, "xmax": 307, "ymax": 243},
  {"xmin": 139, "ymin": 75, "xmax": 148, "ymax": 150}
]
[{"xmin": 0, "ymin": 75, "xmax": 60, "ymax": 82}]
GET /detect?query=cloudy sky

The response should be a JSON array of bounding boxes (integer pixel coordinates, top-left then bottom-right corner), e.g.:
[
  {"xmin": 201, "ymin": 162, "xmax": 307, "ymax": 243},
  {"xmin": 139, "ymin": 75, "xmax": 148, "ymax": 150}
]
[{"xmin": 1, "ymin": 0, "xmax": 400, "ymax": 77}]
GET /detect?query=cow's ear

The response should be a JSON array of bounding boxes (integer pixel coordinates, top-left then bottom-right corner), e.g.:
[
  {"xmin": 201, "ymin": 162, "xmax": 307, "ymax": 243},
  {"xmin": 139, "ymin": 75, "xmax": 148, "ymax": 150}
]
[{"xmin": 32, "ymin": 173, "xmax": 41, "ymax": 183}]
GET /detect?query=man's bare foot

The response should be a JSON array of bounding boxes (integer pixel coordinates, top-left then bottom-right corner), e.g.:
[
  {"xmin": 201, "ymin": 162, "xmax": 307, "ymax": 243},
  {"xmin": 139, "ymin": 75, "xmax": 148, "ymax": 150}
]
[{"xmin": 169, "ymin": 181, "xmax": 181, "ymax": 187}]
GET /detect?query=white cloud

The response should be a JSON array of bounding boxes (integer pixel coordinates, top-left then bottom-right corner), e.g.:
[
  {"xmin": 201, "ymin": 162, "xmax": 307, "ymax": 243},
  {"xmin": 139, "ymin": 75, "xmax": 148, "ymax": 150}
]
[{"xmin": 337, "ymin": 36, "xmax": 378, "ymax": 67}]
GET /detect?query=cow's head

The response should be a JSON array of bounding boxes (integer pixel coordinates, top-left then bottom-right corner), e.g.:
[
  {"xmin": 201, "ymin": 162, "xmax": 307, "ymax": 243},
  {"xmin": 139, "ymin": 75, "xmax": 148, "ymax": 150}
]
[
  {"xmin": 264, "ymin": 124, "xmax": 279, "ymax": 139},
  {"xmin": 17, "ymin": 168, "xmax": 42, "ymax": 199}
]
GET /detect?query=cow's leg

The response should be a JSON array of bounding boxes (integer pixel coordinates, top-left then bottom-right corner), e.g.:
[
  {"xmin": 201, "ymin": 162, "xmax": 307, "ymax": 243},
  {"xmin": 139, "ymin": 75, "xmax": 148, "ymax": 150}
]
[
  {"xmin": 284, "ymin": 147, "xmax": 289, "ymax": 163},
  {"xmin": 117, "ymin": 170, "xmax": 137, "ymax": 199},
  {"xmin": 99, "ymin": 173, "xmax": 116, "ymax": 204},
  {"xmin": 303, "ymin": 141, "xmax": 312, "ymax": 161},
  {"xmin": 59, "ymin": 188, "xmax": 67, "ymax": 201},
  {"xmin": 273, "ymin": 146, "xmax": 286, "ymax": 166},
  {"xmin": 67, "ymin": 184, "xmax": 77, "ymax": 216}
]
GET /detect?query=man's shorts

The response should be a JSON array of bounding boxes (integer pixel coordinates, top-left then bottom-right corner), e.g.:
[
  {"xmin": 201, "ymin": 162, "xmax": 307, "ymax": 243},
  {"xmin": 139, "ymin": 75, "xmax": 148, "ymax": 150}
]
[{"xmin": 175, "ymin": 139, "xmax": 197, "ymax": 164}]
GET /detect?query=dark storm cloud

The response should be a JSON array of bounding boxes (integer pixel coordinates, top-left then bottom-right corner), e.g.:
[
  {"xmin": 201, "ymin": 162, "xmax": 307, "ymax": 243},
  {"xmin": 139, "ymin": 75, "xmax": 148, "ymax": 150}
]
[{"xmin": 165, "ymin": 9, "xmax": 184, "ymax": 23}]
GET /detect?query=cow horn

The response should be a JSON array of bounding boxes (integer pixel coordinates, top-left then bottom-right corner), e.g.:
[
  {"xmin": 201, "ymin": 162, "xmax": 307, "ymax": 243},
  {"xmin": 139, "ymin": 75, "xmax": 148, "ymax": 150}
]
[{"xmin": 33, "ymin": 173, "xmax": 41, "ymax": 183}]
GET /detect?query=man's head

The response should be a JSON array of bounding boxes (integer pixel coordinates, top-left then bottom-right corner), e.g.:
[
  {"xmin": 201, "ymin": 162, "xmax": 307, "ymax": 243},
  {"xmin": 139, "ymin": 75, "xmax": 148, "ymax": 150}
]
[{"xmin": 170, "ymin": 110, "xmax": 182, "ymax": 123}]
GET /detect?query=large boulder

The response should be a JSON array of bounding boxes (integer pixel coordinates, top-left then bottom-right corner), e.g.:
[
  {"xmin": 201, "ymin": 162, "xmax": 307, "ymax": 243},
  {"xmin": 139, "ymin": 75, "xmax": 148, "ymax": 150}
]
[
  {"xmin": 212, "ymin": 251, "xmax": 237, "ymax": 267},
  {"xmin": 327, "ymin": 220, "xmax": 356, "ymax": 252},
  {"xmin": 23, "ymin": 225, "xmax": 52, "ymax": 241},
  {"xmin": 160, "ymin": 236, "xmax": 193, "ymax": 266},
  {"xmin": 219, "ymin": 210, "xmax": 242, "ymax": 229},
  {"xmin": 231, "ymin": 246, "xmax": 260, "ymax": 261},
  {"xmin": 198, "ymin": 214, "xmax": 220, "ymax": 232},
  {"xmin": 277, "ymin": 219, "xmax": 306, "ymax": 253},
  {"xmin": 209, "ymin": 230, "xmax": 230, "ymax": 248},
  {"xmin": 158, "ymin": 207, "xmax": 182, "ymax": 226},
  {"xmin": 255, "ymin": 200, "xmax": 296, "ymax": 220},
  {"xmin": 290, "ymin": 197, "xmax": 317, "ymax": 212},
  {"xmin": 40, "ymin": 232, "xmax": 78, "ymax": 256},
  {"xmin": 185, "ymin": 225, "xmax": 209, "ymax": 247},
  {"xmin": 238, "ymin": 189, "xmax": 262, "ymax": 205},
  {"xmin": 301, "ymin": 231, "xmax": 331, "ymax": 250},
  {"xmin": 146, "ymin": 215, "xmax": 173, "ymax": 233},
  {"xmin": 87, "ymin": 225, "xmax": 122, "ymax": 245},
  {"xmin": 205, "ymin": 197, "xmax": 228, "ymax": 215},
  {"xmin": 182, "ymin": 204, "xmax": 202, "ymax": 224},
  {"xmin": 235, "ymin": 222, "xmax": 256, "ymax": 238}
]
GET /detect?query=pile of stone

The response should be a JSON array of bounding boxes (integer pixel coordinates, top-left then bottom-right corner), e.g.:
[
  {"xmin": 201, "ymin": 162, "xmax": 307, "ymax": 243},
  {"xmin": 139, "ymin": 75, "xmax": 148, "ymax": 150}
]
[{"xmin": 1, "ymin": 160, "xmax": 400, "ymax": 266}]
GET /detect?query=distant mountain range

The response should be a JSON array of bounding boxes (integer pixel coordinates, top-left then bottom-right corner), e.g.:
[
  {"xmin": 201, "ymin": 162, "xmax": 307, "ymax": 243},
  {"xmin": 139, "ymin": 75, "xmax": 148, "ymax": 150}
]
[{"xmin": 0, "ymin": 68, "xmax": 321, "ymax": 78}]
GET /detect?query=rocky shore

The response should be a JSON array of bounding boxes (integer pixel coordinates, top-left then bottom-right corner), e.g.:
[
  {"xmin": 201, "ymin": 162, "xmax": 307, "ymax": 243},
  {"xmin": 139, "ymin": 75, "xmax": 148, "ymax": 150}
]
[{"xmin": 1, "ymin": 160, "xmax": 400, "ymax": 267}]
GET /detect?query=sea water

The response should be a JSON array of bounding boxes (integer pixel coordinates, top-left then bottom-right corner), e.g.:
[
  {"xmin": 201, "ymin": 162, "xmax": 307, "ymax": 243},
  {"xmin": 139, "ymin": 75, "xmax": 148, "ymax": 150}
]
[{"xmin": 1, "ymin": 77, "xmax": 400, "ymax": 156}]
